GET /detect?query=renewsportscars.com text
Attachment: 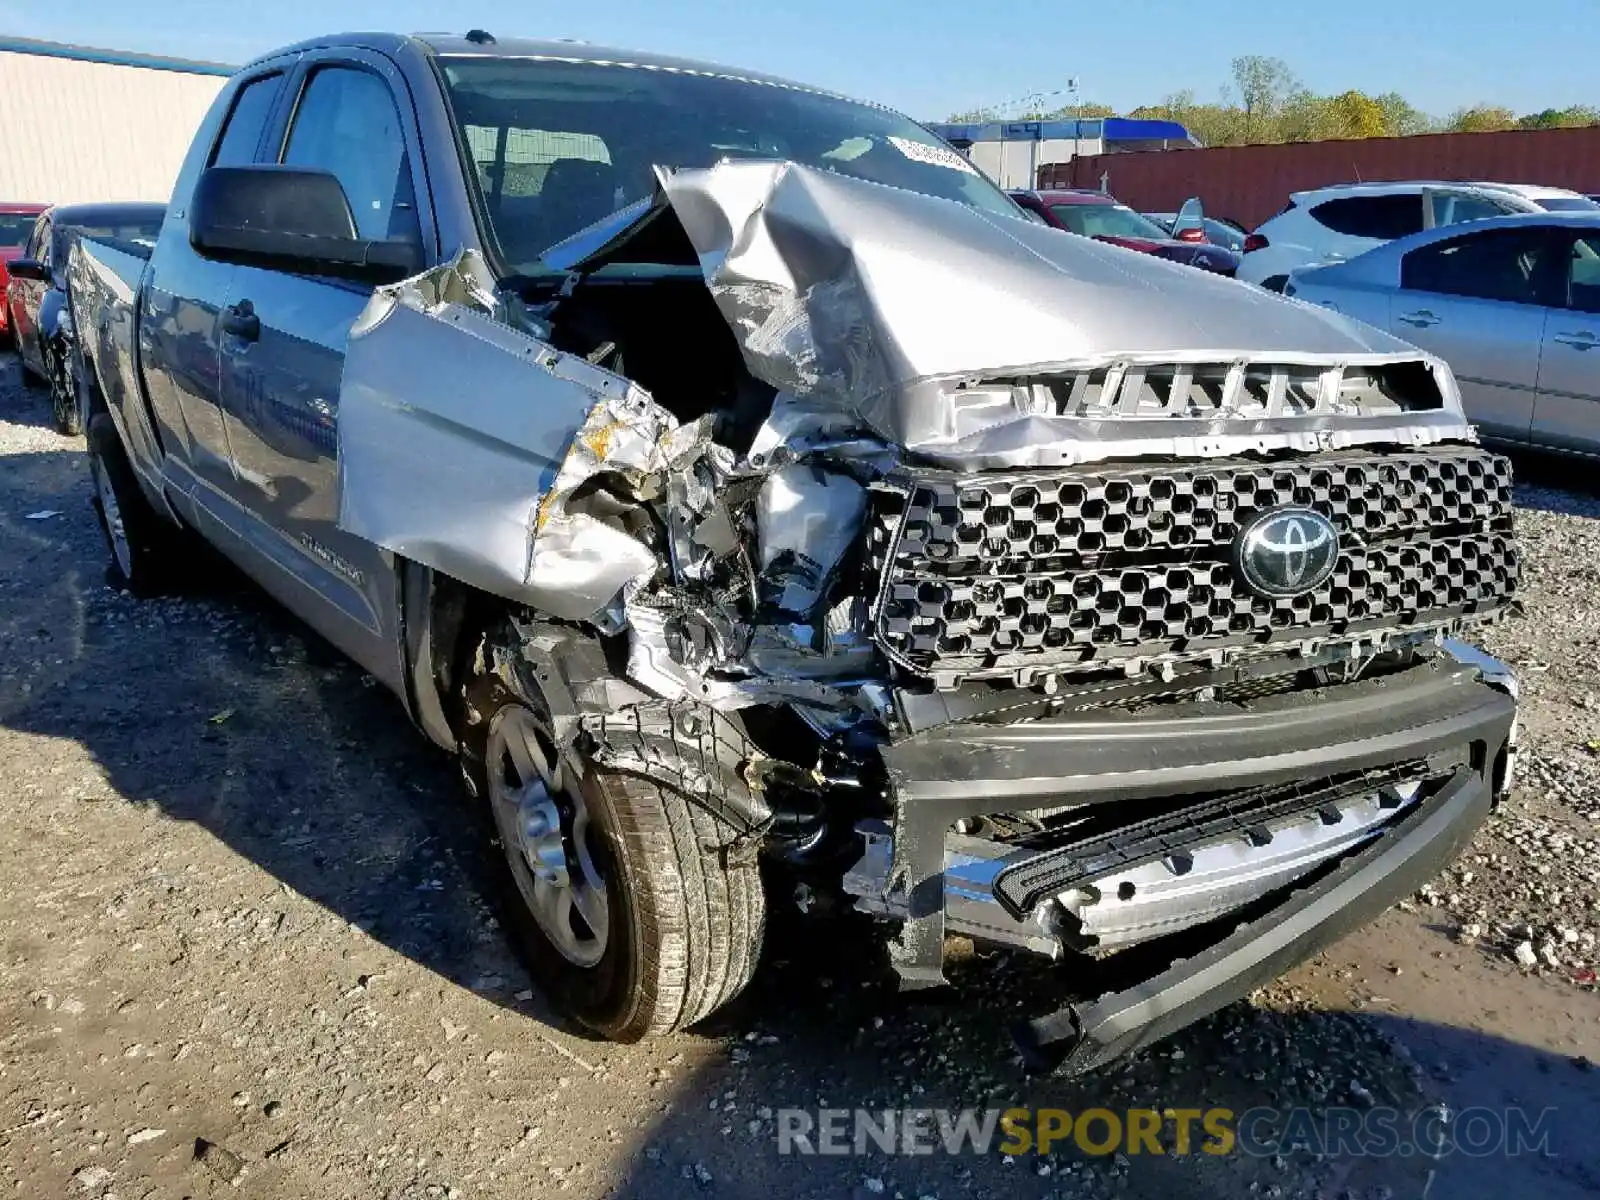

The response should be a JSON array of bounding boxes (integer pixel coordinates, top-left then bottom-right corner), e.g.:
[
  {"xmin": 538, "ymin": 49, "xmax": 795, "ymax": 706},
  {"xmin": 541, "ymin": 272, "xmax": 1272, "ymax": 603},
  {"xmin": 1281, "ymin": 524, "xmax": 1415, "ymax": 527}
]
[{"xmin": 775, "ymin": 1106, "xmax": 1556, "ymax": 1159}]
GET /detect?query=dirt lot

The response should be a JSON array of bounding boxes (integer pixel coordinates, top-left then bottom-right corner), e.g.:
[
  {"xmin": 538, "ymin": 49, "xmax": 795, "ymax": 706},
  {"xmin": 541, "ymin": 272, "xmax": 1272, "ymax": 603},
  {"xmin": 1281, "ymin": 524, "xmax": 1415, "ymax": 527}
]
[{"xmin": 1, "ymin": 354, "xmax": 1596, "ymax": 1200}]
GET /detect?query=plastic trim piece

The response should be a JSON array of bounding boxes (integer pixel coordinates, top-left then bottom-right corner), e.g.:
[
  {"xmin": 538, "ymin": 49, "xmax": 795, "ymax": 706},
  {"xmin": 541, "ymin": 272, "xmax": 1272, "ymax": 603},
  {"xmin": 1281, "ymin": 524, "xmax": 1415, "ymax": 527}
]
[{"xmin": 1017, "ymin": 765, "xmax": 1492, "ymax": 1074}]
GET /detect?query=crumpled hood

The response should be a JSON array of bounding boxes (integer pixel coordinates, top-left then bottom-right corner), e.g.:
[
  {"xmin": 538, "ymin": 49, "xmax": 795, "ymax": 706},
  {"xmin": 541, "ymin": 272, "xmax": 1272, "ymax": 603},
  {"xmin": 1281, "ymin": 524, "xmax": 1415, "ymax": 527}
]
[{"xmin": 655, "ymin": 162, "xmax": 1426, "ymax": 454}]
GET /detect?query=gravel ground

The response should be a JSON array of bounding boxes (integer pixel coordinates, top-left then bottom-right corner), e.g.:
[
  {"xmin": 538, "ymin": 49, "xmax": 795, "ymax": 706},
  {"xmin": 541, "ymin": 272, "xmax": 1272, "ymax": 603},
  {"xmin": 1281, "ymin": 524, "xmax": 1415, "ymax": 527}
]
[{"xmin": 0, "ymin": 354, "xmax": 1596, "ymax": 1200}]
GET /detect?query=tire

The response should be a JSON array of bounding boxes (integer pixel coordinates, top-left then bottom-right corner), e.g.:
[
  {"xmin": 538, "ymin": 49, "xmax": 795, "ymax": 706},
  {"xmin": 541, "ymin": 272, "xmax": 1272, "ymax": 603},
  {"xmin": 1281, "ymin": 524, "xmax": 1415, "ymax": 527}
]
[
  {"xmin": 465, "ymin": 634, "xmax": 766, "ymax": 1041},
  {"xmin": 46, "ymin": 347, "xmax": 81, "ymax": 436},
  {"xmin": 86, "ymin": 413, "xmax": 179, "ymax": 596}
]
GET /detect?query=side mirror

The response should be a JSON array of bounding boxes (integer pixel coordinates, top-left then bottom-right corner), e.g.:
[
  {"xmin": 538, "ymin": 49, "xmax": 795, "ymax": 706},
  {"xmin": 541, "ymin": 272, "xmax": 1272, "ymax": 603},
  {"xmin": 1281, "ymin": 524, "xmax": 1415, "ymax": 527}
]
[
  {"xmin": 190, "ymin": 165, "xmax": 422, "ymax": 283},
  {"xmin": 7, "ymin": 257, "xmax": 48, "ymax": 283}
]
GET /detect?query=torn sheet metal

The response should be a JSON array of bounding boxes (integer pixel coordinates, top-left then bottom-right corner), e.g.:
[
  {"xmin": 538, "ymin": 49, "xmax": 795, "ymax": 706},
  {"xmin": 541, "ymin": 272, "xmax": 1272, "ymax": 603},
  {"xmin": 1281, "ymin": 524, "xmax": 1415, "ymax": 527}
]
[
  {"xmin": 755, "ymin": 465, "xmax": 867, "ymax": 617},
  {"xmin": 658, "ymin": 162, "xmax": 1473, "ymax": 468},
  {"xmin": 338, "ymin": 253, "xmax": 696, "ymax": 623}
]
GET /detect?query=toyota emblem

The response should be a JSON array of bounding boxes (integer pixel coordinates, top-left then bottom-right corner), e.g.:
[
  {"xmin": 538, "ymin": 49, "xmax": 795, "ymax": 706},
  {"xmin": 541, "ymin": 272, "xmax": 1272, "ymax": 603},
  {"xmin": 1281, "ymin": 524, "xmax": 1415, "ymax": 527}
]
[{"xmin": 1233, "ymin": 507, "xmax": 1340, "ymax": 598}]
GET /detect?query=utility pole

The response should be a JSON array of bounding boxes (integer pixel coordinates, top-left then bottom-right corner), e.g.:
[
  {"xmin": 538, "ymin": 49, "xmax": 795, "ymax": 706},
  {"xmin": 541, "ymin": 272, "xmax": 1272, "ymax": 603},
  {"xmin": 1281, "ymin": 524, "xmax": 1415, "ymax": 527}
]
[{"xmin": 1068, "ymin": 78, "xmax": 1081, "ymax": 182}]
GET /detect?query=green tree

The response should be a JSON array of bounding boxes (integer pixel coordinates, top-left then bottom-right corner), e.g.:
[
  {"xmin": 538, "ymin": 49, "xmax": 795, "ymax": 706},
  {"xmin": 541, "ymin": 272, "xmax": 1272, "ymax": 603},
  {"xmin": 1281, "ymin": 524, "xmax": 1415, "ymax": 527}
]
[
  {"xmin": 1231, "ymin": 55, "xmax": 1300, "ymax": 142},
  {"xmin": 1517, "ymin": 105, "xmax": 1600, "ymax": 129},
  {"xmin": 1375, "ymin": 92, "xmax": 1433, "ymax": 136},
  {"xmin": 1278, "ymin": 89, "xmax": 1336, "ymax": 142},
  {"xmin": 1329, "ymin": 90, "xmax": 1388, "ymax": 138},
  {"xmin": 1040, "ymin": 101, "xmax": 1117, "ymax": 120},
  {"xmin": 1446, "ymin": 105, "xmax": 1518, "ymax": 133},
  {"xmin": 942, "ymin": 65, "xmax": 1584, "ymax": 148}
]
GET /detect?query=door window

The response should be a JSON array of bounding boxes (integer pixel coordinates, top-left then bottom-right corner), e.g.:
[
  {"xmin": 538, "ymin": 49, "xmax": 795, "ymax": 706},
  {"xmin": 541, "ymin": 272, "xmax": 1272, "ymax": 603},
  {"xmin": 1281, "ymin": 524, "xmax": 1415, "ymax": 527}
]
[
  {"xmin": 282, "ymin": 66, "xmax": 419, "ymax": 243},
  {"xmin": 1564, "ymin": 235, "xmax": 1600, "ymax": 314},
  {"xmin": 210, "ymin": 73, "xmax": 283, "ymax": 167},
  {"xmin": 1309, "ymin": 194, "xmax": 1424, "ymax": 240},
  {"xmin": 1400, "ymin": 227, "xmax": 1556, "ymax": 305}
]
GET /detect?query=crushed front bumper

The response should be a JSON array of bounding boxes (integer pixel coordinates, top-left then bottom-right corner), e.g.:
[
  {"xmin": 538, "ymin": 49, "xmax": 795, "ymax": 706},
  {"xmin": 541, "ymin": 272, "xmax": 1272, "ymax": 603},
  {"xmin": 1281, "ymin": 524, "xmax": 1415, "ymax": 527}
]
[
  {"xmin": 1015, "ymin": 763, "xmax": 1490, "ymax": 1073},
  {"xmin": 860, "ymin": 652, "xmax": 1515, "ymax": 1072}
]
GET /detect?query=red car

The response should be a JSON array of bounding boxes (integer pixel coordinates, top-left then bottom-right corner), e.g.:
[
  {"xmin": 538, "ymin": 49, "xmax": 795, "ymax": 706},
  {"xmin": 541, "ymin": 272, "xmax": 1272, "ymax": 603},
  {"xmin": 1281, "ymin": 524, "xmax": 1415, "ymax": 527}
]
[
  {"xmin": 0, "ymin": 204, "xmax": 49, "ymax": 341},
  {"xmin": 1009, "ymin": 189, "xmax": 1240, "ymax": 276}
]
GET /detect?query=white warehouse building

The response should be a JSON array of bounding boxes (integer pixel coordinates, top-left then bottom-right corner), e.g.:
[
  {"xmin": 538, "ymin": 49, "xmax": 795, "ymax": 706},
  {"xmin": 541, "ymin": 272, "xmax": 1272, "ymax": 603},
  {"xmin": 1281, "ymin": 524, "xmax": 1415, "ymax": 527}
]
[
  {"xmin": 925, "ymin": 118, "xmax": 1199, "ymax": 191},
  {"xmin": 0, "ymin": 36, "xmax": 232, "ymax": 204}
]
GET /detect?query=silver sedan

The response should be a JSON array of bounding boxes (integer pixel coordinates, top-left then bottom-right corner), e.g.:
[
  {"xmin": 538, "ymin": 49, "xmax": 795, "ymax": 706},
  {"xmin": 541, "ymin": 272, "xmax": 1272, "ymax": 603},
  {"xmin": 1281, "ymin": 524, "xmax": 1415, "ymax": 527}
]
[{"xmin": 1285, "ymin": 212, "xmax": 1600, "ymax": 455}]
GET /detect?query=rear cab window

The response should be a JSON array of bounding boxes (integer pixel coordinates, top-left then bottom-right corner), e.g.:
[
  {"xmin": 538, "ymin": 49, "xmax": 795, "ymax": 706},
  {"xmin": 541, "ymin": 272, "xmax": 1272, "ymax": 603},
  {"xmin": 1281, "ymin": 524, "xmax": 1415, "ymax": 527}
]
[{"xmin": 1309, "ymin": 194, "xmax": 1423, "ymax": 240}]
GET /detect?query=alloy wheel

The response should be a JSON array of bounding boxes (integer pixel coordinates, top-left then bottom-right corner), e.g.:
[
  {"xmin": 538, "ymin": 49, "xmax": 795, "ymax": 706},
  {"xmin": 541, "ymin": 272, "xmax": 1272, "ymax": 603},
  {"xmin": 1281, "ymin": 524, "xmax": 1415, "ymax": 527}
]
[{"xmin": 486, "ymin": 706, "xmax": 610, "ymax": 968}]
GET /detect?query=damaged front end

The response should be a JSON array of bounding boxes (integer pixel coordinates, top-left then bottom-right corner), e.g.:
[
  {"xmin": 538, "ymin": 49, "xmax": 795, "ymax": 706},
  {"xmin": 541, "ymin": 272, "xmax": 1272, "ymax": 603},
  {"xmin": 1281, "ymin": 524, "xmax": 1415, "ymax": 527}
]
[{"xmin": 336, "ymin": 163, "xmax": 1518, "ymax": 1072}]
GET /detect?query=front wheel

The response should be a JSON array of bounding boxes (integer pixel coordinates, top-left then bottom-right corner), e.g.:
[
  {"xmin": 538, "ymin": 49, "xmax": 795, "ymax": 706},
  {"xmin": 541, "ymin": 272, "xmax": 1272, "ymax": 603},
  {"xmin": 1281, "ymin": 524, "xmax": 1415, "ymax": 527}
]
[{"xmin": 466, "ymin": 640, "xmax": 766, "ymax": 1041}]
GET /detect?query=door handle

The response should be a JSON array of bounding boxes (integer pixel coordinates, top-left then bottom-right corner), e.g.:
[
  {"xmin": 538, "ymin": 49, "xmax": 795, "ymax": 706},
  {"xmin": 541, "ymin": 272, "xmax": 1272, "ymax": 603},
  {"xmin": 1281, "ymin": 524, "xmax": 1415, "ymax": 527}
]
[
  {"xmin": 1397, "ymin": 309, "xmax": 1441, "ymax": 328},
  {"xmin": 1553, "ymin": 330, "xmax": 1598, "ymax": 350},
  {"xmin": 221, "ymin": 300, "xmax": 259, "ymax": 342}
]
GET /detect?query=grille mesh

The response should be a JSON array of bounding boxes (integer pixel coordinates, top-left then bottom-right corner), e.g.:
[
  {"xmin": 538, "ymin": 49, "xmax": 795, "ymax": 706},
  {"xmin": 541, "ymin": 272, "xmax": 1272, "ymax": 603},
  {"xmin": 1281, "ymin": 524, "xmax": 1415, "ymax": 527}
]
[{"xmin": 869, "ymin": 447, "xmax": 1518, "ymax": 679}]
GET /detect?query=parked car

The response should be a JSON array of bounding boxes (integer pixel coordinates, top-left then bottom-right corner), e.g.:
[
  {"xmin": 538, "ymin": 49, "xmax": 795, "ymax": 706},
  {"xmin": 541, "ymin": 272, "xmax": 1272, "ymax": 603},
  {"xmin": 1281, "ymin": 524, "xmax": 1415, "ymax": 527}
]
[
  {"xmin": 0, "ymin": 203, "xmax": 48, "ymax": 346},
  {"xmin": 1009, "ymin": 189, "xmax": 1241, "ymax": 274},
  {"xmin": 1475, "ymin": 183, "xmax": 1600, "ymax": 214},
  {"xmin": 1146, "ymin": 212, "xmax": 1250, "ymax": 254},
  {"xmin": 1285, "ymin": 212, "xmax": 1600, "ymax": 457},
  {"xmin": 5, "ymin": 202, "xmax": 164, "ymax": 433},
  {"xmin": 71, "ymin": 31, "xmax": 1518, "ymax": 1074},
  {"xmin": 1237, "ymin": 181, "xmax": 1597, "ymax": 291}
]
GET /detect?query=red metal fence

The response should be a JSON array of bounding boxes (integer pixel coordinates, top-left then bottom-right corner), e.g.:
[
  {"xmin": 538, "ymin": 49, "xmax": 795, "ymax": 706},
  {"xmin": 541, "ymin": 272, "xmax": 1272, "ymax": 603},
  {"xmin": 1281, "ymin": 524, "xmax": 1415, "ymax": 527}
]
[{"xmin": 1037, "ymin": 126, "xmax": 1600, "ymax": 230}]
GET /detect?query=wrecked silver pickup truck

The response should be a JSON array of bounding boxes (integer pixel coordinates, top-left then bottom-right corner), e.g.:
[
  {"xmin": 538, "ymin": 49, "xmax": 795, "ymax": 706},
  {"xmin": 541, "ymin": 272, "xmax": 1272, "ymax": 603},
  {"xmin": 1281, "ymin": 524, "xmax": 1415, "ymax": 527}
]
[{"xmin": 68, "ymin": 33, "xmax": 1519, "ymax": 1073}]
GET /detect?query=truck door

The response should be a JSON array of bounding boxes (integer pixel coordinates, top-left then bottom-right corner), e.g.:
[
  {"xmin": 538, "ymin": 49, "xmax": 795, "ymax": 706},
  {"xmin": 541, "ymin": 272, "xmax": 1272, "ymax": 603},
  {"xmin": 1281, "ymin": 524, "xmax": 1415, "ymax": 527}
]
[
  {"xmin": 215, "ymin": 52, "xmax": 433, "ymax": 689},
  {"xmin": 138, "ymin": 67, "xmax": 286, "ymax": 498}
]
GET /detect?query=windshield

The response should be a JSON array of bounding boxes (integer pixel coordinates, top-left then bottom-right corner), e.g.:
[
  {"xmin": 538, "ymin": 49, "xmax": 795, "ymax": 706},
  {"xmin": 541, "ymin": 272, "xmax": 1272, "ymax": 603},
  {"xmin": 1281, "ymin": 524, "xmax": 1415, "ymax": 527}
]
[
  {"xmin": 1049, "ymin": 202, "xmax": 1171, "ymax": 241},
  {"xmin": 437, "ymin": 56, "xmax": 1018, "ymax": 274},
  {"xmin": 1535, "ymin": 196, "xmax": 1600, "ymax": 213},
  {"xmin": 0, "ymin": 214, "xmax": 36, "ymax": 249}
]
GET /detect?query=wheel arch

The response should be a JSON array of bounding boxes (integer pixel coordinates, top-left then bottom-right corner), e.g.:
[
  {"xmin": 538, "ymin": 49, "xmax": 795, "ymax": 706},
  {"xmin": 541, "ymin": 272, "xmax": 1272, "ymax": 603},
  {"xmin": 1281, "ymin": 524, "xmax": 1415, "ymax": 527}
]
[{"xmin": 400, "ymin": 562, "xmax": 567, "ymax": 755}]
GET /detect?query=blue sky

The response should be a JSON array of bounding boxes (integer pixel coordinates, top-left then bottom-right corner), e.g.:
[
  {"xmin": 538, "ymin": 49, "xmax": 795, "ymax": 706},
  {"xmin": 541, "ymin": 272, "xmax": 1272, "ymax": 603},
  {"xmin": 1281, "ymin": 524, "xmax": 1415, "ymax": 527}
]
[{"xmin": 1, "ymin": 0, "xmax": 1589, "ymax": 122}]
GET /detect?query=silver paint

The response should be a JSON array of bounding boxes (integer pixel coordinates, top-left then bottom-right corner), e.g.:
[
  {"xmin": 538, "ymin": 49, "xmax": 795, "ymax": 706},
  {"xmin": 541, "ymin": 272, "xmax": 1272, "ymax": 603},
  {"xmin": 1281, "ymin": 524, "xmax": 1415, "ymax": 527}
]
[{"xmin": 660, "ymin": 161, "xmax": 1476, "ymax": 469}]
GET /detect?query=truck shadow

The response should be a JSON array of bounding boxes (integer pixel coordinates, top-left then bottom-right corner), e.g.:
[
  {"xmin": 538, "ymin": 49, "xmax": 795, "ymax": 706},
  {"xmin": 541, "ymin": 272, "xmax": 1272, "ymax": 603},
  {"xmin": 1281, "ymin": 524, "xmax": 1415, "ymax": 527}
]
[
  {"xmin": 1504, "ymin": 447, "xmax": 1600, "ymax": 515},
  {"xmin": 0, "ymin": 440, "xmax": 556, "ymax": 1026},
  {"xmin": 2, "ymin": 439, "xmax": 1595, "ymax": 1200},
  {"xmin": 616, "ymin": 949, "xmax": 1600, "ymax": 1199}
]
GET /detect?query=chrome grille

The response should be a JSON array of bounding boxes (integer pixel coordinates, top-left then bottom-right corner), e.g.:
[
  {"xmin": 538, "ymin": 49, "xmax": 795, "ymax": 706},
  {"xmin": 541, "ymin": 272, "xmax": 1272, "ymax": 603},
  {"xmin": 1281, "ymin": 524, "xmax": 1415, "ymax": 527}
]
[{"xmin": 869, "ymin": 447, "xmax": 1518, "ymax": 681}]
